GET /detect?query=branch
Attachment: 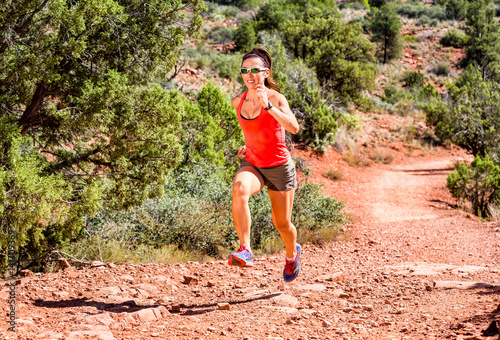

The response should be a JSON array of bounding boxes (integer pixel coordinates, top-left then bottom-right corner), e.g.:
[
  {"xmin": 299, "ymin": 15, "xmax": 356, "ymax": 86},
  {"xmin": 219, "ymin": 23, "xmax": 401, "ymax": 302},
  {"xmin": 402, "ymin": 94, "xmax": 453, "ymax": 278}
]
[
  {"xmin": 0, "ymin": 0, "xmax": 50, "ymax": 55},
  {"xmin": 50, "ymin": 250, "xmax": 93, "ymax": 266}
]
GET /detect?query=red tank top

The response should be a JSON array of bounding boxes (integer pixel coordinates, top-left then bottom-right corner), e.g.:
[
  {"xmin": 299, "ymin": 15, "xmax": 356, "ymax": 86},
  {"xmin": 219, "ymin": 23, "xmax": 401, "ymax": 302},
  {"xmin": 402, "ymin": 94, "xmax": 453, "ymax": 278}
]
[{"xmin": 237, "ymin": 91, "xmax": 290, "ymax": 168}]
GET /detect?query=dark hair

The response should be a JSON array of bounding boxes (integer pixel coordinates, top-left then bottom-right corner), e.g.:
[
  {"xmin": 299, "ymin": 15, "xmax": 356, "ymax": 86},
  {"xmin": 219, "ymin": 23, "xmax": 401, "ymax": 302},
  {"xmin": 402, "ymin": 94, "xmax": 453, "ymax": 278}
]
[{"xmin": 242, "ymin": 47, "xmax": 281, "ymax": 93}]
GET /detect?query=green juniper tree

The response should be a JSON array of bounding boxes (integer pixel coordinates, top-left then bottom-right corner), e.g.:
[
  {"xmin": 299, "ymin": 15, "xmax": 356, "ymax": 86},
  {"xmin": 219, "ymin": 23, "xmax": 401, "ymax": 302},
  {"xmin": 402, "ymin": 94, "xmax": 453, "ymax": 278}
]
[
  {"xmin": 465, "ymin": 0, "xmax": 500, "ymax": 80},
  {"xmin": 0, "ymin": 0, "xmax": 204, "ymax": 272},
  {"xmin": 369, "ymin": 5, "xmax": 403, "ymax": 63},
  {"xmin": 427, "ymin": 65, "xmax": 500, "ymax": 157}
]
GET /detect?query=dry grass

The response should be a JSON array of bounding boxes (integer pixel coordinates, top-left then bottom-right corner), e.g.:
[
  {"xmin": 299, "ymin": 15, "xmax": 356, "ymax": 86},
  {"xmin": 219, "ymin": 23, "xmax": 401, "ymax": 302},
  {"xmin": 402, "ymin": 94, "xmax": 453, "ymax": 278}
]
[
  {"xmin": 323, "ymin": 169, "xmax": 343, "ymax": 181},
  {"xmin": 297, "ymin": 227, "xmax": 342, "ymax": 246},
  {"xmin": 488, "ymin": 203, "xmax": 500, "ymax": 224},
  {"xmin": 369, "ymin": 149, "xmax": 395, "ymax": 164},
  {"xmin": 62, "ymin": 239, "xmax": 202, "ymax": 268},
  {"xmin": 334, "ymin": 126, "xmax": 360, "ymax": 153},
  {"xmin": 342, "ymin": 150, "xmax": 372, "ymax": 167}
]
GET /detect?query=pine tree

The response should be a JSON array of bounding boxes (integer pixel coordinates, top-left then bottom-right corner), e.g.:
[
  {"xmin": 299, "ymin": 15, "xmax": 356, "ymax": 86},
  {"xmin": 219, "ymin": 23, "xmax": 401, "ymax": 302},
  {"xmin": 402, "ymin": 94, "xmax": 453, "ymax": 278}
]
[{"xmin": 369, "ymin": 5, "xmax": 403, "ymax": 63}]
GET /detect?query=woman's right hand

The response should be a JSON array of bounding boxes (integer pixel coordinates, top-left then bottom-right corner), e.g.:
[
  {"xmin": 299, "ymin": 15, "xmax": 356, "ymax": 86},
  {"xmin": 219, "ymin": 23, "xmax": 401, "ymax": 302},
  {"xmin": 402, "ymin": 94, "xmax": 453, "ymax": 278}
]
[{"xmin": 237, "ymin": 145, "xmax": 246, "ymax": 158}]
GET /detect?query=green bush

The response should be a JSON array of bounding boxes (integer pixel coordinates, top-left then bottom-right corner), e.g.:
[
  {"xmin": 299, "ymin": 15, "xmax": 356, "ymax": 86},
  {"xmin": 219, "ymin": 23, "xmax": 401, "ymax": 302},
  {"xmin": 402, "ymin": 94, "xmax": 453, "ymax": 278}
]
[
  {"xmin": 383, "ymin": 85, "xmax": 406, "ymax": 104},
  {"xmin": 396, "ymin": 2, "xmax": 447, "ymax": 20},
  {"xmin": 429, "ymin": 65, "xmax": 500, "ymax": 156},
  {"xmin": 82, "ymin": 165, "xmax": 348, "ymax": 259},
  {"xmin": 186, "ymin": 47, "xmax": 241, "ymax": 80},
  {"xmin": 404, "ymin": 34, "xmax": 418, "ymax": 43},
  {"xmin": 437, "ymin": 0, "xmax": 467, "ymax": 20},
  {"xmin": 208, "ymin": 25, "xmax": 234, "ymax": 44},
  {"xmin": 440, "ymin": 29, "xmax": 468, "ymax": 47},
  {"xmin": 447, "ymin": 155, "xmax": 500, "ymax": 217},
  {"xmin": 340, "ymin": 0, "xmax": 370, "ymax": 10},
  {"xmin": 431, "ymin": 62, "xmax": 451, "ymax": 76},
  {"xmin": 234, "ymin": 20, "xmax": 257, "ymax": 52},
  {"xmin": 403, "ymin": 71, "xmax": 424, "ymax": 88}
]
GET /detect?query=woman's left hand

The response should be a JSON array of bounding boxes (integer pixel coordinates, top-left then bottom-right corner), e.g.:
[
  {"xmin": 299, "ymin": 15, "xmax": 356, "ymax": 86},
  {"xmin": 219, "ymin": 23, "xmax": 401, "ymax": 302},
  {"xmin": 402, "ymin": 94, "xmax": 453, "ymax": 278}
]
[{"xmin": 256, "ymin": 84, "xmax": 269, "ymax": 108}]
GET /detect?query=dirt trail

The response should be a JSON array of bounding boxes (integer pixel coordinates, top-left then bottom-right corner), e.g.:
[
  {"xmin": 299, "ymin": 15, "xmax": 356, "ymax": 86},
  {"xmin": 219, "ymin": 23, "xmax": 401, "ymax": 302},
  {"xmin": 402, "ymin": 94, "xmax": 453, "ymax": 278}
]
[{"xmin": 1, "ymin": 154, "xmax": 500, "ymax": 340}]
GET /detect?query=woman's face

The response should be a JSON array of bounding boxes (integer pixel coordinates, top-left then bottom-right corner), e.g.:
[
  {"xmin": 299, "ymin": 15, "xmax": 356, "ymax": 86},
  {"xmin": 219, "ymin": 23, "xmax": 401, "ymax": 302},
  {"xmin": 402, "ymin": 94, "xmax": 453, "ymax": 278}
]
[{"xmin": 241, "ymin": 57, "xmax": 269, "ymax": 89}]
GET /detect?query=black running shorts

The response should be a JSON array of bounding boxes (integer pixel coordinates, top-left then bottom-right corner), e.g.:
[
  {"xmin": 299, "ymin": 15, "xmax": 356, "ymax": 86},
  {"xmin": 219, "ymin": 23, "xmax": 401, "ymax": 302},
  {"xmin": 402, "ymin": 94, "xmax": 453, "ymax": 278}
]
[{"xmin": 240, "ymin": 158, "xmax": 297, "ymax": 192}]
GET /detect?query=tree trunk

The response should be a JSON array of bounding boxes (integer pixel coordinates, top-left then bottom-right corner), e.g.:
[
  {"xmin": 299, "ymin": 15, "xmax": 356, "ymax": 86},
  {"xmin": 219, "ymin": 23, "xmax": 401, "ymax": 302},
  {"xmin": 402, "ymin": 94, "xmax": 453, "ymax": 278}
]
[{"xmin": 19, "ymin": 82, "xmax": 48, "ymax": 135}]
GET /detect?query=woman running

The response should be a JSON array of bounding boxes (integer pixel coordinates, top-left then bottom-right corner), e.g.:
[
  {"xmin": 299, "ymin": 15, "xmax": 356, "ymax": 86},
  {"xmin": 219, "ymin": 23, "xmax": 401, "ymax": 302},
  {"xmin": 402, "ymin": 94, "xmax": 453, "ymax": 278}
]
[{"xmin": 227, "ymin": 47, "xmax": 301, "ymax": 282}]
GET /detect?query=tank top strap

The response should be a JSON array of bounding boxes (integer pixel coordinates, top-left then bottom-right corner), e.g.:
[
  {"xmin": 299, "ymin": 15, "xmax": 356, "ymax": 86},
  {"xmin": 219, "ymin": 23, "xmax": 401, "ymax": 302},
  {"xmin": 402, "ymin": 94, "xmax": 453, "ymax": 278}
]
[{"xmin": 237, "ymin": 91, "xmax": 248, "ymax": 116}]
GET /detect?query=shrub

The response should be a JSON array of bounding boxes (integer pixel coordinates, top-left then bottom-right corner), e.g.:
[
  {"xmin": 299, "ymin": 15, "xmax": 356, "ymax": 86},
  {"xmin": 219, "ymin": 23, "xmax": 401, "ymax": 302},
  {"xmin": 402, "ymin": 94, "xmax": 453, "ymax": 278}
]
[
  {"xmin": 234, "ymin": 20, "xmax": 257, "ymax": 52},
  {"xmin": 292, "ymin": 182, "xmax": 349, "ymax": 231},
  {"xmin": 396, "ymin": 2, "xmax": 447, "ymax": 20},
  {"xmin": 78, "ymin": 164, "xmax": 349, "ymax": 261},
  {"xmin": 349, "ymin": 16, "xmax": 370, "ymax": 33},
  {"xmin": 431, "ymin": 62, "xmax": 451, "ymax": 76},
  {"xmin": 447, "ymin": 155, "xmax": 500, "ymax": 217},
  {"xmin": 208, "ymin": 25, "xmax": 234, "ymax": 44},
  {"xmin": 324, "ymin": 169, "xmax": 343, "ymax": 181},
  {"xmin": 383, "ymin": 85, "xmax": 405, "ymax": 104},
  {"xmin": 369, "ymin": 149, "xmax": 395, "ymax": 164},
  {"xmin": 403, "ymin": 71, "xmax": 424, "ymax": 88},
  {"xmin": 404, "ymin": 34, "xmax": 418, "ymax": 43},
  {"xmin": 440, "ymin": 29, "xmax": 468, "ymax": 47},
  {"xmin": 418, "ymin": 15, "xmax": 431, "ymax": 25},
  {"xmin": 342, "ymin": 150, "xmax": 372, "ymax": 167}
]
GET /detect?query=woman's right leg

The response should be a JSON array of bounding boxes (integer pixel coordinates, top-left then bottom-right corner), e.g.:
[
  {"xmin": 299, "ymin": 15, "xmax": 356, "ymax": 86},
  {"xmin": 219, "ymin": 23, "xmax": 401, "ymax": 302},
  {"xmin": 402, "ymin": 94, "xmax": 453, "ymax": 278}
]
[{"xmin": 231, "ymin": 166, "xmax": 264, "ymax": 249}]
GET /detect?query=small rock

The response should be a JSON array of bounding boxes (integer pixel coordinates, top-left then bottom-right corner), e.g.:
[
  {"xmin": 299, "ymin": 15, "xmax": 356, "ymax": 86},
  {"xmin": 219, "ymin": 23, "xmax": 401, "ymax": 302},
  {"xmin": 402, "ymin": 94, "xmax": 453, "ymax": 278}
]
[
  {"xmin": 207, "ymin": 281, "xmax": 216, "ymax": 287},
  {"xmin": 120, "ymin": 275, "xmax": 135, "ymax": 283},
  {"xmin": 107, "ymin": 263, "xmax": 117, "ymax": 268},
  {"xmin": 322, "ymin": 320, "xmax": 332, "ymax": 327},
  {"xmin": 218, "ymin": 303, "xmax": 230, "ymax": 310},
  {"xmin": 315, "ymin": 272, "xmax": 345, "ymax": 282},
  {"xmin": 58, "ymin": 258, "xmax": 71, "ymax": 268},
  {"xmin": 132, "ymin": 308, "xmax": 157, "ymax": 323},
  {"xmin": 16, "ymin": 277, "xmax": 30, "ymax": 286},
  {"xmin": 362, "ymin": 305, "xmax": 374, "ymax": 311},
  {"xmin": 91, "ymin": 261, "xmax": 106, "ymax": 268},
  {"xmin": 19, "ymin": 269, "xmax": 32, "ymax": 277},
  {"xmin": 182, "ymin": 276, "xmax": 198, "ymax": 285}
]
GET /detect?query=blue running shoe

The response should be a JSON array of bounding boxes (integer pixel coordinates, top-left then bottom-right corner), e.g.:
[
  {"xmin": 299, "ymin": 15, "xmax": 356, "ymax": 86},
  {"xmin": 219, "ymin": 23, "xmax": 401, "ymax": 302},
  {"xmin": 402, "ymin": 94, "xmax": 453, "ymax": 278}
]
[
  {"xmin": 283, "ymin": 244, "xmax": 301, "ymax": 282},
  {"xmin": 228, "ymin": 245, "xmax": 253, "ymax": 267}
]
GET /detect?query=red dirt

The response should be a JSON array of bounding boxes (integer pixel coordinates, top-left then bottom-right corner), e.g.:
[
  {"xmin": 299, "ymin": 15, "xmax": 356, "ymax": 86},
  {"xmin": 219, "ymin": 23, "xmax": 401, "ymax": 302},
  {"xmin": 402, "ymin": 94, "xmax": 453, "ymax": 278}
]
[{"xmin": 2, "ymin": 115, "xmax": 499, "ymax": 339}]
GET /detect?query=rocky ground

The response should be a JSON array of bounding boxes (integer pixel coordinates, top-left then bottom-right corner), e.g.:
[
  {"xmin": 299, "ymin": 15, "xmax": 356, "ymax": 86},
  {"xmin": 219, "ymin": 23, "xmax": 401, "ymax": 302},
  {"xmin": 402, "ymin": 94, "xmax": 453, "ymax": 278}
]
[{"xmin": 1, "ymin": 148, "xmax": 500, "ymax": 340}]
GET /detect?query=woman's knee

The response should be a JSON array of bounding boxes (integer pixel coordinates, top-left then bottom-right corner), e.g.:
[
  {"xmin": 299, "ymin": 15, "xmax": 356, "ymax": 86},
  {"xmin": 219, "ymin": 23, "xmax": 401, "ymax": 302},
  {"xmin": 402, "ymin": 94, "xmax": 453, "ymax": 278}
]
[
  {"xmin": 232, "ymin": 180, "xmax": 252, "ymax": 198},
  {"xmin": 274, "ymin": 219, "xmax": 294, "ymax": 232}
]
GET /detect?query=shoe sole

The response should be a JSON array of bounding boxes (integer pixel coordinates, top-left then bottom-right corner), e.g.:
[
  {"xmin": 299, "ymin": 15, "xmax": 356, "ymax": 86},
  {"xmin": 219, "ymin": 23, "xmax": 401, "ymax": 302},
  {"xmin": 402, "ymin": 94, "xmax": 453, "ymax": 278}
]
[{"xmin": 228, "ymin": 254, "xmax": 254, "ymax": 267}]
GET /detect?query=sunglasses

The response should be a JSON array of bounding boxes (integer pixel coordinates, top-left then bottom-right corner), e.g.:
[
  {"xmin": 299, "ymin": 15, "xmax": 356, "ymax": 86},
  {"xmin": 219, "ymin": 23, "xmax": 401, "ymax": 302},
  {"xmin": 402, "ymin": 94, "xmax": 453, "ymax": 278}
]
[{"xmin": 240, "ymin": 67, "xmax": 269, "ymax": 74}]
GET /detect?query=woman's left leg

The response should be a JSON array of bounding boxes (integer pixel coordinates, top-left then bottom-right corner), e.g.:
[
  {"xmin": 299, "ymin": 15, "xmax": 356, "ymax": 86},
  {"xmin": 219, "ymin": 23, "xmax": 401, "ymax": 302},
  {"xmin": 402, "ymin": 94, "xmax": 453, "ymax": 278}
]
[{"xmin": 267, "ymin": 188, "xmax": 297, "ymax": 259}]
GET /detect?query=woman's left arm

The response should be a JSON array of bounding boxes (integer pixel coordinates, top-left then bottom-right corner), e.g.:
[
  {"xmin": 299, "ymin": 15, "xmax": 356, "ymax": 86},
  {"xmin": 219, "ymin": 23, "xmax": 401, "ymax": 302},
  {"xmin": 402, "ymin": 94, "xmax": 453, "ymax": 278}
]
[
  {"xmin": 268, "ymin": 93, "xmax": 300, "ymax": 134},
  {"xmin": 256, "ymin": 84, "xmax": 300, "ymax": 134}
]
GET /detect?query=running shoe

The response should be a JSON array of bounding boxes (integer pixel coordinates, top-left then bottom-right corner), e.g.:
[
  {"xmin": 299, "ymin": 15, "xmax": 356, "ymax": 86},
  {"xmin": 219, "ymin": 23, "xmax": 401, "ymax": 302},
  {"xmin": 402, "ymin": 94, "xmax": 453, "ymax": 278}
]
[
  {"xmin": 227, "ymin": 245, "xmax": 254, "ymax": 267},
  {"xmin": 283, "ymin": 243, "xmax": 301, "ymax": 282}
]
